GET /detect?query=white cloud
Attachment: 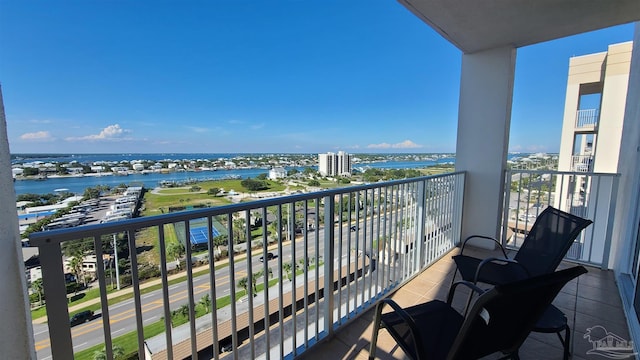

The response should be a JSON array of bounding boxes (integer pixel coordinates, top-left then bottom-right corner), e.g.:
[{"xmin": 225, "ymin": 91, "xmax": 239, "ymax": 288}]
[
  {"xmin": 228, "ymin": 119, "xmax": 244, "ymax": 125},
  {"xmin": 28, "ymin": 119, "xmax": 52, "ymax": 124},
  {"xmin": 367, "ymin": 140, "xmax": 422, "ymax": 149},
  {"xmin": 65, "ymin": 124, "xmax": 132, "ymax": 141},
  {"xmin": 186, "ymin": 126, "xmax": 210, "ymax": 133},
  {"xmin": 20, "ymin": 131, "xmax": 54, "ymax": 141},
  {"xmin": 250, "ymin": 123, "xmax": 265, "ymax": 130}
]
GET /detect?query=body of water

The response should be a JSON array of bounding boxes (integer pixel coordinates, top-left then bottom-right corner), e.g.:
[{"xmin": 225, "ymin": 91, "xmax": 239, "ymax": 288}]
[{"xmin": 13, "ymin": 153, "xmax": 457, "ymax": 195}]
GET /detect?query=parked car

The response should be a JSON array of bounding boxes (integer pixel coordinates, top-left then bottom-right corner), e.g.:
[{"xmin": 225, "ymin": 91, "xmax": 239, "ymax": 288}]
[
  {"xmin": 70, "ymin": 310, "xmax": 94, "ymax": 326},
  {"xmin": 260, "ymin": 252, "xmax": 275, "ymax": 262},
  {"xmin": 350, "ymin": 225, "xmax": 357, "ymax": 232}
]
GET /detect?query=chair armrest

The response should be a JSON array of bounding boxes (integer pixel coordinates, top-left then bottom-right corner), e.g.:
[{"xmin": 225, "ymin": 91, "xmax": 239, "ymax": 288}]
[
  {"xmin": 374, "ymin": 299, "xmax": 421, "ymax": 335},
  {"xmin": 447, "ymin": 280, "xmax": 486, "ymax": 305},
  {"xmin": 473, "ymin": 257, "xmax": 531, "ymax": 284},
  {"xmin": 372, "ymin": 299, "xmax": 426, "ymax": 360},
  {"xmin": 459, "ymin": 235, "xmax": 508, "ymax": 259}
]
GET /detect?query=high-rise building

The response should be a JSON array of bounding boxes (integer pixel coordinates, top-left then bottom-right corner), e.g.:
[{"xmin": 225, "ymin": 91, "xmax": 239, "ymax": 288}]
[
  {"xmin": 557, "ymin": 41, "xmax": 633, "ymax": 174},
  {"xmin": 555, "ymin": 41, "xmax": 633, "ymax": 214},
  {"xmin": 318, "ymin": 151, "xmax": 352, "ymax": 176}
]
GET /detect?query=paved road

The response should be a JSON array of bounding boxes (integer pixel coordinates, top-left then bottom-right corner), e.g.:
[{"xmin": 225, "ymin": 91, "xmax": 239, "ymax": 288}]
[{"xmin": 34, "ymin": 220, "xmax": 379, "ymax": 359}]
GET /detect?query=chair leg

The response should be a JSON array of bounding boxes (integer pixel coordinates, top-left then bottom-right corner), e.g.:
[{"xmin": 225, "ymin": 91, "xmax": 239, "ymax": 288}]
[
  {"xmin": 369, "ymin": 302, "xmax": 385, "ymax": 360},
  {"xmin": 562, "ymin": 325, "xmax": 571, "ymax": 360}
]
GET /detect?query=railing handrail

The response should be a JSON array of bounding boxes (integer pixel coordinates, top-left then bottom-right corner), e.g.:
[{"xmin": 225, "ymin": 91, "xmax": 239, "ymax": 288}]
[{"xmin": 506, "ymin": 168, "xmax": 618, "ymax": 177}]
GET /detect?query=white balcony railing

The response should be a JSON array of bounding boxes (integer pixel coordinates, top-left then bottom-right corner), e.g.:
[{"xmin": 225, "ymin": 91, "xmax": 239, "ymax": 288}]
[
  {"xmin": 503, "ymin": 169, "xmax": 619, "ymax": 268},
  {"xmin": 29, "ymin": 172, "xmax": 465, "ymax": 360},
  {"xmin": 575, "ymin": 108, "xmax": 599, "ymax": 128},
  {"xmin": 570, "ymin": 155, "xmax": 593, "ymax": 172}
]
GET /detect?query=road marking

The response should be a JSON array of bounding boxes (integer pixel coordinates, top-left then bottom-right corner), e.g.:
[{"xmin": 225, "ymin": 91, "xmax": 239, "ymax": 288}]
[
  {"xmin": 143, "ymin": 293, "xmax": 155, "ymax": 299},
  {"xmin": 37, "ymin": 274, "xmax": 237, "ymax": 353},
  {"xmin": 73, "ymin": 342, "xmax": 87, "ymax": 350},
  {"xmin": 112, "ymin": 300, "xmax": 134, "ymax": 309},
  {"xmin": 34, "ymin": 329, "xmax": 49, "ymax": 336}
]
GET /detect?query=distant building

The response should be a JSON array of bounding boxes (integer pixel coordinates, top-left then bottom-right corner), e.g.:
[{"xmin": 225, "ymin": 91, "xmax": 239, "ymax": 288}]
[
  {"xmin": 268, "ymin": 167, "xmax": 287, "ymax": 180},
  {"xmin": 318, "ymin": 151, "xmax": 352, "ymax": 177}
]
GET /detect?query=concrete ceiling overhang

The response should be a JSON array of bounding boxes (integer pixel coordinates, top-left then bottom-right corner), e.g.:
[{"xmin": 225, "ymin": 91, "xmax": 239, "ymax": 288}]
[{"xmin": 398, "ymin": 0, "xmax": 640, "ymax": 54}]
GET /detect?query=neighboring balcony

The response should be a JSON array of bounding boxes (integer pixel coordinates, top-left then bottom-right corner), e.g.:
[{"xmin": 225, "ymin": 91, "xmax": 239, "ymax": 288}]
[
  {"xmin": 571, "ymin": 155, "xmax": 594, "ymax": 173},
  {"xmin": 27, "ymin": 169, "xmax": 623, "ymax": 359},
  {"xmin": 575, "ymin": 109, "xmax": 599, "ymax": 130}
]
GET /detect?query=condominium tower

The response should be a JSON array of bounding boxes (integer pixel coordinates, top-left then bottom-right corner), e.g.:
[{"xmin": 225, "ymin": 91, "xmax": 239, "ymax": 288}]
[
  {"xmin": 318, "ymin": 151, "xmax": 352, "ymax": 176},
  {"xmin": 555, "ymin": 41, "xmax": 633, "ymax": 213}
]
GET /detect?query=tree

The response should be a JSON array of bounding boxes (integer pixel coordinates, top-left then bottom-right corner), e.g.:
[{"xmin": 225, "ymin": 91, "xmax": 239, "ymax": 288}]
[
  {"xmin": 287, "ymin": 169, "xmax": 299, "ymax": 176},
  {"xmin": 237, "ymin": 277, "xmax": 249, "ymax": 298},
  {"xmin": 178, "ymin": 303, "xmax": 190, "ymax": 318},
  {"xmin": 308, "ymin": 180, "xmax": 320, "ymax": 187},
  {"xmin": 283, "ymin": 262, "xmax": 294, "ymax": 281},
  {"xmin": 241, "ymin": 178, "xmax": 269, "ymax": 191},
  {"xmin": 199, "ymin": 294, "xmax": 211, "ymax": 313},
  {"xmin": 252, "ymin": 268, "xmax": 273, "ymax": 295},
  {"xmin": 207, "ymin": 187, "xmax": 220, "ymax": 196},
  {"xmin": 31, "ymin": 279, "xmax": 44, "ymax": 306},
  {"xmin": 256, "ymin": 173, "xmax": 268, "ymax": 180},
  {"xmin": 22, "ymin": 167, "xmax": 39, "ymax": 176},
  {"xmin": 213, "ymin": 234, "xmax": 228, "ymax": 252},
  {"xmin": 232, "ymin": 218, "xmax": 246, "ymax": 244},
  {"xmin": 93, "ymin": 344, "xmax": 125, "ymax": 360},
  {"xmin": 83, "ymin": 187, "xmax": 101, "ymax": 199},
  {"xmin": 166, "ymin": 242, "xmax": 185, "ymax": 267},
  {"xmin": 69, "ymin": 254, "xmax": 85, "ymax": 288}
]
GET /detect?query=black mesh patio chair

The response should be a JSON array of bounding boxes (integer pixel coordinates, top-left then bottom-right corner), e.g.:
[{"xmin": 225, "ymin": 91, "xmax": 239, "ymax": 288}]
[
  {"xmin": 368, "ymin": 266, "xmax": 587, "ymax": 360},
  {"xmin": 452, "ymin": 206, "xmax": 592, "ymax": 286},
  {"xmin": 451, "ymin": 206, "xmax": 592, "ymax": 359}
]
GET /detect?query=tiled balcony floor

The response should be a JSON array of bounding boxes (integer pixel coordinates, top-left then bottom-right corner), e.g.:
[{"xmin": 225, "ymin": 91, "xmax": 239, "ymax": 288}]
[{"xmin": 298, "ymin": 248, "xmax": 630, "ymax": 360}]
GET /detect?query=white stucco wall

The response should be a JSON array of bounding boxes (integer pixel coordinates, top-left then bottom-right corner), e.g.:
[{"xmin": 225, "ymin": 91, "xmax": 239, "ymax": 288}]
[
  {"xmin": 612, "ymin": 26, "xmax": 640, "ymax": 275},
  {"xmin": 455, "ymin": 46, "xmax": 516, "ymax": 244},
  {"xmin": 0, "ymin": 85, "xmax": 36, "ymax": 358}
]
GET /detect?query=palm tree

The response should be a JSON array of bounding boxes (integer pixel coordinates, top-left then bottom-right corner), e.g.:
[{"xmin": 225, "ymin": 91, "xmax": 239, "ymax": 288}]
[
  {"xmin": 283, "ymin": 262, "xmax": 293, "ymax": 281},
  {"xmin": 199, "ymin": 294, "xmax": 211, "ymax": 313},
  {"xmin": 31, "ymin": 278, "xmax": 44, "ymax": 306},
  {"xmin": 69, "ymin": 254, "xmax": 84, "ymax": 288},
  {"xmin": 232, "ymin": 218, "xmax": 246, "ymax": 244},
  {"xmin": 237, "ymin": 277, "xmax": 249, "ymax": 298},
  {"xmin": 252, "ymin": 268, "xmax": 273, "ymax": 294}
]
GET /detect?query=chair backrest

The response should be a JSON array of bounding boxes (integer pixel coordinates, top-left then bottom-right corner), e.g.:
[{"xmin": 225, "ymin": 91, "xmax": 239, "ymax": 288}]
[
  {"xmin": 513, "ymin": 206, "xmax": 592, "ymax": 277},
  {"xmin": 447, "ymin": 266, "xmax": 588, "ymax": 360}
]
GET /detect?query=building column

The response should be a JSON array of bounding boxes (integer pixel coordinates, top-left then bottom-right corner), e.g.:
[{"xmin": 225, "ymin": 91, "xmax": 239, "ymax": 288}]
[
  {"xmin": 455, "ymin": 46, "xmax": 516, "ymax": 245},
  {"xmin": 0, "ymin": 85, "xmax": 36, "ymax": 358},
  {"xmin": 613, "ymin": 24, "xmax": 640, "ymax": 272}
]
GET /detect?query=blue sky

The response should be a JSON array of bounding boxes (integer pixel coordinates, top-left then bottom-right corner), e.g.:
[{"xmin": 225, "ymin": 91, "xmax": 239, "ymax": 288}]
[{"xmin": 0, "ymin": 1, "xmax": 635, "ymax": 154}]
